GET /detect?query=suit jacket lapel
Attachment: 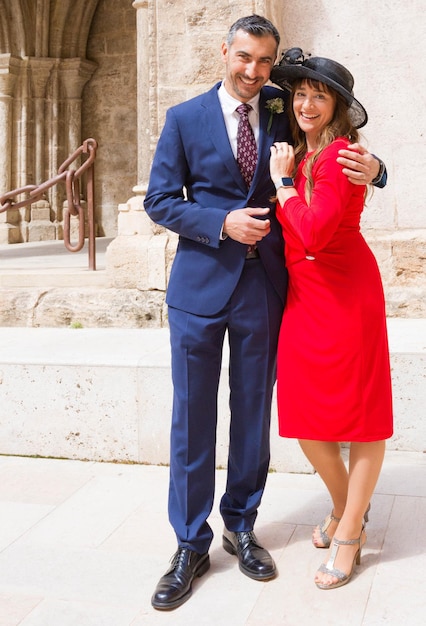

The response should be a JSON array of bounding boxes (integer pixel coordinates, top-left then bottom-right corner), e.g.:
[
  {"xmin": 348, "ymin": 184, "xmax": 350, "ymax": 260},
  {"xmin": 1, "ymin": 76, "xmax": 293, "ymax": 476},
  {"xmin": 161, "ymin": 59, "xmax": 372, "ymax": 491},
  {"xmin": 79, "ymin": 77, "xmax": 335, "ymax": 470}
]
[
  {"xmin": 202, "ymin": 84, "xmax": 283, "ymax": 195},
  {"xmin": 203, "ymin": 85, "xmax": 247, "ymax": 193},
  {"xmin": 251, "ymin": 91, "xmax": 277, "ymax": 190}
]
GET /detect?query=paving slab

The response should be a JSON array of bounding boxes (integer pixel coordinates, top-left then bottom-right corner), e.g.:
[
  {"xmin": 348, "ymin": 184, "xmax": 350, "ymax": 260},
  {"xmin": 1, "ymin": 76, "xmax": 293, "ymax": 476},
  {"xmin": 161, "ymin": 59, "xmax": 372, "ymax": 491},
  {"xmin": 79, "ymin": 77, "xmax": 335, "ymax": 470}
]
[{"xmin": 0, "ymin": 451, "xmax": 423, "ymax": 625}]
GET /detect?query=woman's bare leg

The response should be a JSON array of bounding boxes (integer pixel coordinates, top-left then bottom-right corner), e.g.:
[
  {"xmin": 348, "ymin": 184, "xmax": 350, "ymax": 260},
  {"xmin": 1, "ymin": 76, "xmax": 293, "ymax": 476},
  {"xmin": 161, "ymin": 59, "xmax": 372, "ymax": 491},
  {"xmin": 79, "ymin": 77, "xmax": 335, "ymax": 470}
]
[
  {"xmin": 298, "ymin": 439, "xmax": 348, "ymax": 544},
  {"xmin": 314, "ymin": 440, "xmax": 386, "ymax": 587}
]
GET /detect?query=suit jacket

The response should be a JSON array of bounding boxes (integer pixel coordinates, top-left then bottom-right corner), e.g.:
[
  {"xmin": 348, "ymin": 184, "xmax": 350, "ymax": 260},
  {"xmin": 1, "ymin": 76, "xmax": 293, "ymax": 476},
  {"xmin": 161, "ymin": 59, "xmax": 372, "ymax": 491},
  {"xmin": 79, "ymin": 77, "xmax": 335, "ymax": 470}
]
[{"xmin": 144, "ymin": 82, "xmax": 291, "ymax": 316}]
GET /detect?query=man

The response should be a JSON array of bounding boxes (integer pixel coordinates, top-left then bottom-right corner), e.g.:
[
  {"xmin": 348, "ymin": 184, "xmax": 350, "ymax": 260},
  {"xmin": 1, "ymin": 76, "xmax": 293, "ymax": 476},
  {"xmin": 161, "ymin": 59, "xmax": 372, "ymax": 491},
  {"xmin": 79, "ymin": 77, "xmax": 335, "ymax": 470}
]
[{"xmin": 144, "ymin": 14, "xmax": 385, "ymax": 611}]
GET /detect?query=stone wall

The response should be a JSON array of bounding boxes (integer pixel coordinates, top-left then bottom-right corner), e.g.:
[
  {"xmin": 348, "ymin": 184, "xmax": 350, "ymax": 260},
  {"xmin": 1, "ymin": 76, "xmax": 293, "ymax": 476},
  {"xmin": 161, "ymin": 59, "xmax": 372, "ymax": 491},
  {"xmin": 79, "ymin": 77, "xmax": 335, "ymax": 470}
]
[
  {"xmin": 276, "ymin": 0, "xmax": 426, "ymax": 318},
  {"xmin": 0, "ymin": 0, "xmax": 137, "ymax": 243},
  {"xmin": 1, "ymin": 320, "xmax": 424, "ymax": 465},
  {"xmin": 109, "ymin": 0, "xmax": 425, "ymax": 320},
  {"xmin": 82, "ymin": 0, "xmax": 137, "ymax": 237},
  {"xmin": 0, "ymin": 0, "xmax": 100, "ymax": 243},
  {"xmin": 0, "ymin": 1, "xmax": 424, "ymax": 321}
]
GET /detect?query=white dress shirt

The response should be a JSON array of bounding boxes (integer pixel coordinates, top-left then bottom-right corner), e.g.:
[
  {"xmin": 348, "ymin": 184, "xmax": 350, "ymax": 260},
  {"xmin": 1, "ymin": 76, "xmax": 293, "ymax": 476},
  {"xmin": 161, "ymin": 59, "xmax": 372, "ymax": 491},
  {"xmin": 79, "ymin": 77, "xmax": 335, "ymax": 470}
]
[
  {"xmin": 218, "ymin": 81, "xmax": 260, "ymax": 157},
  {"xmin": 217, "ymin": 82, "xmax": 260, "ymax": 240}
]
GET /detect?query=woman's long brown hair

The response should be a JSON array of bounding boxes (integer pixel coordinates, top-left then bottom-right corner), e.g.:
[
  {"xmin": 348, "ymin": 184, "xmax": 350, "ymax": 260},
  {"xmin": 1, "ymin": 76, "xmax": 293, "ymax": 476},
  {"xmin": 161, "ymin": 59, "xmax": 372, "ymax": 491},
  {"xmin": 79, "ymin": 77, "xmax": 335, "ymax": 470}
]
[{"xmin": 289, "ymin": 79, "xmax": 360, "ymax": 204}]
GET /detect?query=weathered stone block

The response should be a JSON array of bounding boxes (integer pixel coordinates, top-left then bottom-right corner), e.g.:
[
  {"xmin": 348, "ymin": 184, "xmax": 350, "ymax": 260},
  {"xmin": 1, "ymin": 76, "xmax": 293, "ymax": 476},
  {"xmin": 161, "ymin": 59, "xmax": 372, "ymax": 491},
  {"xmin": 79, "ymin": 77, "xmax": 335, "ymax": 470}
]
[
  {"xmin": 0, "ymin": 289, "xmax": 42, "ymax": 326},
  {"xmin": 31, "ymin": 287, "xmax": 166, "ymax": 329},
  {"xmin": 0, "ymin": 223, "xmax": 20, "ymax": 244},
  {"xmin": 28, "ymin": 222, "xmax": 56, "ymax": 242},
  {"xmin": 106, "ymin": 234, "xmax": 168, "ymax": 291}
]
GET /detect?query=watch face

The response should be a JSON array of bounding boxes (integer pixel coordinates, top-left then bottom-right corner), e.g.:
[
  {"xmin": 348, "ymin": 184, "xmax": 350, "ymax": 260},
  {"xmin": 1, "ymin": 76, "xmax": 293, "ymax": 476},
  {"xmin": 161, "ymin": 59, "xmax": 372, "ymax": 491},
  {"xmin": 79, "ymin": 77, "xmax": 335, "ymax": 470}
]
[{"xmin": 274, "ymin": 177, "xmax": 294, "ymax": 190}]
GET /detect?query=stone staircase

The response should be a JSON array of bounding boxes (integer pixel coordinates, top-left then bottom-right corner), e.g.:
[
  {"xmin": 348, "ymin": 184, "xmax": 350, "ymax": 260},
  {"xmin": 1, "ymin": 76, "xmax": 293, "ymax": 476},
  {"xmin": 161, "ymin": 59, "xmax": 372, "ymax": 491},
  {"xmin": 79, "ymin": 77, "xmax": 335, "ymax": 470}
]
[{"xmin": 0, "ymin": 237, "xmax": 166, "ymax": 328}]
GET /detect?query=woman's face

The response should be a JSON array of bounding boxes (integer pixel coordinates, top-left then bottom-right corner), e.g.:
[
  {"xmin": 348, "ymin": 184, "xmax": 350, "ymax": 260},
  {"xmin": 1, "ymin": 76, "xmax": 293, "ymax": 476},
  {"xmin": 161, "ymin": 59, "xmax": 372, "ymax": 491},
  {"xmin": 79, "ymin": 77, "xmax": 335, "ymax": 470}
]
[{"xmin": 292, "ymin": 80, "xmax": 336, "ymax": 146}]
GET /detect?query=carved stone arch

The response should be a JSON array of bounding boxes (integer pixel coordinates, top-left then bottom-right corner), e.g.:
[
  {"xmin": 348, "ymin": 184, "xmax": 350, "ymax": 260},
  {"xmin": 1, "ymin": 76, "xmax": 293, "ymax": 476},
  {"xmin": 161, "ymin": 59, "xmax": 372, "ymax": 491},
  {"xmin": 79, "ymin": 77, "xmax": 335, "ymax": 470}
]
[
  {"xmin": 0, "ymin": 0, "xmax": 102, "ymax": 58},
  {"xmin": 0, "ymin": 0, "xmax": 34, "ymax": 56},
  {"xmin": 0, "ymin": 0, "xmax": 101, "ymax": 243},
  {"xmin": 49, "ymin": 0, "xmax": 102, "ymax": 58}
]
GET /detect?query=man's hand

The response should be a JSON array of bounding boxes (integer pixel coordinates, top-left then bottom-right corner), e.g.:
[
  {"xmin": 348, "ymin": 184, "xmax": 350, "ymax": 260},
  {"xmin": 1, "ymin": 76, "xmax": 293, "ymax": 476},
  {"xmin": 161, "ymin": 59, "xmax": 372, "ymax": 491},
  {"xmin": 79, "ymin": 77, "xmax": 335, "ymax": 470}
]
[
  {"xmin": 337, "ymin": 143, "xmax": 380, "ymax": 185},
  {"xmin": 223, "ymin": 207, "xmax": 271, "ymax": 245}
]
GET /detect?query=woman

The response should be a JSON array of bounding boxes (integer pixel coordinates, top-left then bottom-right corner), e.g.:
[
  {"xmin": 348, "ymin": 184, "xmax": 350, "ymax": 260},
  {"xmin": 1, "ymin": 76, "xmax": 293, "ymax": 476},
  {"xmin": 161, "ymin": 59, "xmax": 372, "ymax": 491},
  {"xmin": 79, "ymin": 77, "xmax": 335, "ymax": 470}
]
[{"xmin": 269, "ymin": 50, "xmax": 393, "ymax": 589}]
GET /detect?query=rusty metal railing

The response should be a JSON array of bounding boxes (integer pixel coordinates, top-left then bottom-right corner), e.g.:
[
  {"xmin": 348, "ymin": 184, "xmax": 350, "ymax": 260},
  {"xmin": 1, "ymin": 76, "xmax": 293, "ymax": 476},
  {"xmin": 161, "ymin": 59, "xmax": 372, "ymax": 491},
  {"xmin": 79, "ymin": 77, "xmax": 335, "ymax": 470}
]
[{"xmin": 0, "ymin": 138, "xmax": 98, "ymax": 270}]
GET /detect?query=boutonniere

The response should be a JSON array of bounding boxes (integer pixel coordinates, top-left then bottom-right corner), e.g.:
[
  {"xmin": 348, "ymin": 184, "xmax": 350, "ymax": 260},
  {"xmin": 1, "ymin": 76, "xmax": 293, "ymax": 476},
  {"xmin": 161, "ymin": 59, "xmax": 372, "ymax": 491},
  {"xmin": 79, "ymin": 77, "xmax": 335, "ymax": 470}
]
[{"xmin": 266, "ymin": 98, "xmax": 285, "ymax": 134}]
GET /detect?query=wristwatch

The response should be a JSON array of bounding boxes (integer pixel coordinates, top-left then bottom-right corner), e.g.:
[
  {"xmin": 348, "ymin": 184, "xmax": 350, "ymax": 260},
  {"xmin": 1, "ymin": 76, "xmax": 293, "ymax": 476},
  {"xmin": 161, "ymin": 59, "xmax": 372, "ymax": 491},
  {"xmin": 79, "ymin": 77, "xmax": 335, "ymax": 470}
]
[
  {"xmin": 274, "ymin": 177, "xmax": 294, "ymax": 190},
  {"xmin": 371, "ymin": 157, "xmax": 386, "ymax": 187}
]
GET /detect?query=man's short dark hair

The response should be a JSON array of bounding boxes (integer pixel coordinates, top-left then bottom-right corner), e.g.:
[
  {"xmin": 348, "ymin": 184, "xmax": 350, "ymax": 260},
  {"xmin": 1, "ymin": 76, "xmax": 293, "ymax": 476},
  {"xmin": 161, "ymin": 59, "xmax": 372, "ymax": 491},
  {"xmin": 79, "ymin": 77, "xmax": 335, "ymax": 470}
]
[{"xmin": 227, "ymin": 14, "xmax": 280, "ymax": 49}]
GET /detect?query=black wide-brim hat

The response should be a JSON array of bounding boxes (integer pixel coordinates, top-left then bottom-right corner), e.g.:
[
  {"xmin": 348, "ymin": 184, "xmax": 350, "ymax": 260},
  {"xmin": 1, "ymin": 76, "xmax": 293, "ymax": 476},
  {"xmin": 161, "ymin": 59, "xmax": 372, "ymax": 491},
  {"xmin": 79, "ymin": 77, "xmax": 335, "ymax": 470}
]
[{"xmin": 270, "ymin": 48, "xmax": 368, "ymax": 129}]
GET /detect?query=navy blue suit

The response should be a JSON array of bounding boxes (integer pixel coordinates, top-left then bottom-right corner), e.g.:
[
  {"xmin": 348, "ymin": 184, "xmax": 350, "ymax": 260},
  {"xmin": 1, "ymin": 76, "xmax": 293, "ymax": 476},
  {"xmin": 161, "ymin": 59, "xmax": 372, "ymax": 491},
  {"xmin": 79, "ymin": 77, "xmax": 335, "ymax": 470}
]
[{"xmin": 145, "ymin": 82, "xmax": 291, "ymax": 553}]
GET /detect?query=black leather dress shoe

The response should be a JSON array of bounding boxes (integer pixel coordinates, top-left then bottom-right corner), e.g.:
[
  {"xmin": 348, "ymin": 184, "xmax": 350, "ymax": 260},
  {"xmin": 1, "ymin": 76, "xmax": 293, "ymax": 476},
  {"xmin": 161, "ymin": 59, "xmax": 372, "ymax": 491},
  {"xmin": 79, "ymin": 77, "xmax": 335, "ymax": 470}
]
[
  {"xmin": 151, "ymin": 547, "xmax": 210, "ymax": 610},
  {"xmin": 222, "ymin": 528, "xmax": 277, "ymax": 580}
]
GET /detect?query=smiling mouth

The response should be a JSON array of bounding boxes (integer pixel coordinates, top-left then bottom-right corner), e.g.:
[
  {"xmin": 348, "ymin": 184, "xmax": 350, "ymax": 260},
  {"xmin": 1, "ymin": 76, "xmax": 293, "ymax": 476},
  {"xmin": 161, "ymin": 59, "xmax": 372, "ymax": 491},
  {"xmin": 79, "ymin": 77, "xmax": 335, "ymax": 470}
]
[
  {"xmin": 239, "ymin": 76, "xmax": 258, "ymax": 86},
  {"xmin": 301, "ymin": 113, "xmax": 320, "ymax": 120}
]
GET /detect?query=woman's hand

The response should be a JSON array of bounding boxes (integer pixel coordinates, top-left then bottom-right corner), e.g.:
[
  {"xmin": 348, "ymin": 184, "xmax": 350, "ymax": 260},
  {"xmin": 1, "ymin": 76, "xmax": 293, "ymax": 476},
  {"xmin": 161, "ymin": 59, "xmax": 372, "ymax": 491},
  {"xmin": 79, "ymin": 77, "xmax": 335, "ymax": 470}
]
[{"xmin": 270, "ymin": 142, "xmax": 295, "ymax": 182}]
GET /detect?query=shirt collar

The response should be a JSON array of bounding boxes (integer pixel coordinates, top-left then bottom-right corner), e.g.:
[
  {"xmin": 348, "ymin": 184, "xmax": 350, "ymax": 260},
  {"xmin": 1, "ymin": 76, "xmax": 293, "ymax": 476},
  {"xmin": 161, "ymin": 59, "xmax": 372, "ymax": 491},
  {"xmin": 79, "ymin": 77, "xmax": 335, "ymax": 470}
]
[{"xmin": 218, "ymin": 81, "xmax": 260, "ymax": 115}]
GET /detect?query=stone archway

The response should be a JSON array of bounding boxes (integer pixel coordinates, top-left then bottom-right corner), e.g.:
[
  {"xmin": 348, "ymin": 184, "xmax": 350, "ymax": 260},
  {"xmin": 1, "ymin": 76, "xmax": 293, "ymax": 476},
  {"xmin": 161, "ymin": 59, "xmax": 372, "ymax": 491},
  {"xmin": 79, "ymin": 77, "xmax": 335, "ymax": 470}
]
[{"xmin": 0, "ymin": 0, "xmax": 100, "ymax": 243}]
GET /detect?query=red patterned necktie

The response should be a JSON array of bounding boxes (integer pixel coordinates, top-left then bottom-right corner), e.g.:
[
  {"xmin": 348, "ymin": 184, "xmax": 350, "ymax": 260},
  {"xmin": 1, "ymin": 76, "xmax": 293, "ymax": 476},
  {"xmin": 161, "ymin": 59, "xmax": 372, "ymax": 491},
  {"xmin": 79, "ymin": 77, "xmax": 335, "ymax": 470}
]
[{"xmin": 236, "ymin": 103, "xmax": 257, "ymax": 188}]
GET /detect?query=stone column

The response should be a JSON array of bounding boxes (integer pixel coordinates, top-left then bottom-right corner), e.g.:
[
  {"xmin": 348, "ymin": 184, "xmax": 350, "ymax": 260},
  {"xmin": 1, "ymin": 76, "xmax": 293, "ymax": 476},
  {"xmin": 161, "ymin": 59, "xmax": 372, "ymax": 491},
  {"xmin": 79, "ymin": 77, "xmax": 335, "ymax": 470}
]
[
  {"xmin": 133, "ymin": 0, "xmax": 157, "ymax": 191},
  {"xmin": 0, "ymin": 54, "xmax": 21, "ymax": 243},
  {"xmin": 49, "ymin": 58, "xmax": 96, "ymax": 237},
  {"xmin": 29, "ymin": 58, "xmax": 56, "ymax": 183},
  {"xmin": 59, "ymin": 58, "xmax": 97, "ymax": 156},
  {"xmin": 26, "ymin": 58, "xmax": 56, "ymax": 242},
  {"xmin": 106, "ymin": 0, "xmax": 169, "ymax": 297}
]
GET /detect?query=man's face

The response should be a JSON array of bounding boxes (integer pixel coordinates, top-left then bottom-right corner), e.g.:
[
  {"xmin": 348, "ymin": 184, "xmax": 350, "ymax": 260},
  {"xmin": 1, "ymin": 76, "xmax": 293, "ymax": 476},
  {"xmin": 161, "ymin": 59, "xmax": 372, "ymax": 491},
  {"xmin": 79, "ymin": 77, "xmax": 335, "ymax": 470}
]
[{"xmin": 221, "ymin": 30, "xmax": 278, "ymax": 102}]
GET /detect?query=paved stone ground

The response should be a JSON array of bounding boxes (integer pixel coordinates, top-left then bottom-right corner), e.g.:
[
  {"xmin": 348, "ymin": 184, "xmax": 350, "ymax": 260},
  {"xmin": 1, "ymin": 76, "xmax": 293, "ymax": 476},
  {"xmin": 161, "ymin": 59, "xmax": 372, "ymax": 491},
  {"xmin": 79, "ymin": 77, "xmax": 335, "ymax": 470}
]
[{"xmin": 0, "ymin": 451, "xmax": 424, "ymax": 625}]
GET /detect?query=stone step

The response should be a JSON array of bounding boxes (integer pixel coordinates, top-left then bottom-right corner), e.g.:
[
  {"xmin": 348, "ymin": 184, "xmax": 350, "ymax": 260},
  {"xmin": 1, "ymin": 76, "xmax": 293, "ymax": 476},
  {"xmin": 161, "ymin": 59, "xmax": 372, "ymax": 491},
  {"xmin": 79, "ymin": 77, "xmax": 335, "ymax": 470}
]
[
  {"xmin": 0, "ymin": 237, "xmax": 168, "ymax": 328},
  {"xmin": 1, "ymin": 236, "xmax": 425, "ymax": 328},
  {"xmin": 0, "ymin": 238, "xmax": 110, "ymax": 288},
  {"xmin": 0, "ymin": 319, "xmax": 424, "ymax": 473}
]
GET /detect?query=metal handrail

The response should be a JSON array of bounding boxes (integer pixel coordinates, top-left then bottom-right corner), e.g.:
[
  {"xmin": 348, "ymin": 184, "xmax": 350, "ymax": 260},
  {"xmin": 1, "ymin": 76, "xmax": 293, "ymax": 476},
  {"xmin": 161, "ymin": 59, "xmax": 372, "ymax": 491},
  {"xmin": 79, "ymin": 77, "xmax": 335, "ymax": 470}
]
[{"xmin": 0, "ymin": 138, "xmax": 98, "ymax": 270}]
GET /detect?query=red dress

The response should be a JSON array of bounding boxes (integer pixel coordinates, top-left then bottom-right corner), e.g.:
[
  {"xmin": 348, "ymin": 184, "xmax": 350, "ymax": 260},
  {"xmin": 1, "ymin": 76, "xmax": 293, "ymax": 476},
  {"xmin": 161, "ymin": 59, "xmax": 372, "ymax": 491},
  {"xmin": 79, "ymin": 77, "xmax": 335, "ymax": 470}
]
[{"xmin": 276, "ymin": 138, "xmax": 393, "ymax": 441}]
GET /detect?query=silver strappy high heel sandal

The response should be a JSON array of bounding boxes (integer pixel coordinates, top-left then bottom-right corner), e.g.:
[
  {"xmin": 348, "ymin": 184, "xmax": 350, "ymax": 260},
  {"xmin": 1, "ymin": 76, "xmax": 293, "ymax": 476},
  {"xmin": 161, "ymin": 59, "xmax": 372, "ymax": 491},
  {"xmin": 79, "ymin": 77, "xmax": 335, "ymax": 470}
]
[
  {"xmin": 312, "ymin": 511, "xmax": 341, "ymax": 548},
  {"xmin": 312, "ymin": 503, "xmax": 370, "ymax": 549},
  {"xmin": 315, "ymin": 528, "xmax": 365, "ymax": 590}
]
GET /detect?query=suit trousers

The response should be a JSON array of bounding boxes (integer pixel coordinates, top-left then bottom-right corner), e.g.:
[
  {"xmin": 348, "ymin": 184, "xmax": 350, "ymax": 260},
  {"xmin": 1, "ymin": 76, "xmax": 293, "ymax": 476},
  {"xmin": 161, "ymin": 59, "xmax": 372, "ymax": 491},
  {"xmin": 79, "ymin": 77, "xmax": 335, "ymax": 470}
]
[{"xmin": 167, "ymin": 258, "xmax": 284, "ymax": 553}]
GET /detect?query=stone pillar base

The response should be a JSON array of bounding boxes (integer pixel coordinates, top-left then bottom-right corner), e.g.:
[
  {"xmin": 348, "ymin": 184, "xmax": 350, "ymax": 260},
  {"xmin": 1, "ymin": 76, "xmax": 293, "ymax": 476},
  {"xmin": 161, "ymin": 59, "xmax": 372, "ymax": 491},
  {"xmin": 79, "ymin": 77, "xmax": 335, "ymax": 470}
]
[
  {"xmin": 28, "ymin": 200, "xmax": 56, "ymax": 242},
  {"xmin": 106, "ymin": 233, "xmax": 169, "ymax": 292},
  {"xmin": 0, "ymin": 222, "xmax": 20, "ymax": 244},
  {"xmin": 106, "ymin": 193, "xmax": 176, "ymax": 296}
]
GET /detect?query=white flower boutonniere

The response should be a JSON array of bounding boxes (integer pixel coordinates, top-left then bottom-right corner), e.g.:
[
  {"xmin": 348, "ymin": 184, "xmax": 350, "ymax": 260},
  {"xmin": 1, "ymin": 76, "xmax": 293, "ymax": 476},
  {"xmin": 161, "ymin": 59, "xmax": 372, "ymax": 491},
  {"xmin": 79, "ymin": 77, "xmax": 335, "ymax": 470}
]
[{"xmin": 266, "ymin": 98, "xmax": 285, "ymax": 134}]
